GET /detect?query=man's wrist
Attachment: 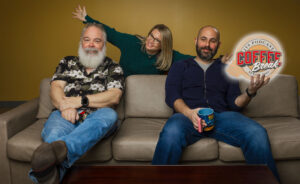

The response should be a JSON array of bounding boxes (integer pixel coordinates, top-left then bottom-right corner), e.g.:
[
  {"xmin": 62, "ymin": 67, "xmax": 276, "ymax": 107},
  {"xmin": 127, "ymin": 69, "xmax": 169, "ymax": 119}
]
[
  {"xmin": 182, "ymin": 108, "xmax": 192, "ymax": 118},
  {"xmin": 58, "ymin": 98, "xmax": 66, "ymax": 111},
  {"xmin": 246, "ymin": 88, "xmax": 257, "ymax": 98},
  {"xmin": 58, "ymin": 103, "xmax": 63, "ymax": 111}
]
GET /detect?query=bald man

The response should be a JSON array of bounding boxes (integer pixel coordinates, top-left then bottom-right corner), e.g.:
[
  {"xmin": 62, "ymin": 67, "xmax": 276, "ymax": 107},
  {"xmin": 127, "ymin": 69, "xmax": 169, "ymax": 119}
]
[{"xmin": 152, "ymin": 26, "xmax": 280, "ymax": 182}]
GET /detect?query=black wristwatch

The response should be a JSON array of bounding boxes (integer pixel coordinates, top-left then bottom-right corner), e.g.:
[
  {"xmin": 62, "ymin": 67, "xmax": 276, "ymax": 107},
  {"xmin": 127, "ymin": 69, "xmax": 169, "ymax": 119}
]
[
  {"xmin": 81, "ymin": 95, "xmax": 89, "ymax": 107},
  {"xmin": 246, "ymin": 88, "xmax": 257, "ymax": 98}
]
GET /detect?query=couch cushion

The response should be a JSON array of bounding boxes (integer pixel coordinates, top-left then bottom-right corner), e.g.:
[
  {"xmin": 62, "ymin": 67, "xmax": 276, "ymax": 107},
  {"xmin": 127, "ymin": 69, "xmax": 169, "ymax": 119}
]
[
  {"xmin": 112, "ymin": 118, "xmax": 218, "ymax": 161},
  {"xmin": 218, "ymin": 142, "xmax": 245, "ymax": 162},
  {"xmin": 240, "ymin": 74, "xmax": 299, "ymax": 118},
  {"xmin": 7, "ymin": 119, "xmax": 46, "ymax": 162},
  {"xmin": 36, "ymin": 78, "xmax": 124, "ymax": 120},
  {"xmin": 76, "ymin": 135, "xmax": 114, "ymax": 163},
  {"xmin": 219, "ymin": 117, "xmax": 300, "ymax": 162},
  {"xmin": 7, "ymin": 119, "xmax": 113, "ymax": 162},
  {"xmin": 125, "ymin": 75, "xmax": 173, "ymax": 118}
]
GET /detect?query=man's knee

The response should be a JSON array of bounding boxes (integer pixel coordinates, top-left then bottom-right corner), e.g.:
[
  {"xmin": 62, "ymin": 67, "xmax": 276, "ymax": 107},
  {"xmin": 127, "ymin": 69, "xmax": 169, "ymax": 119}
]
[
  {"xmin": 42, "ymin": 128, "xmax": 61, "ymax": 143},
  {"xmin": 159, "ymin": 114, "xmax": 188, "ymax": 144},
  {"xmin": 245, "ymin": 124, "xmax": 269, "ymax": 147},
  {"xmin": 161, "ymin": 123, "xmax": 182, "ymax": 138},
  {"xmin": 47, "ymin": 110, "xmax": 62, "ymax": 120}
]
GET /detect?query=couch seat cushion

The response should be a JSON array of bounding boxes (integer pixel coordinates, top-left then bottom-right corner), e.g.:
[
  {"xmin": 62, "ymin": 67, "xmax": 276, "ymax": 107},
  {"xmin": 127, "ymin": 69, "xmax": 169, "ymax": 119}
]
[
  {"xmin": 112, "ymin": 118, "xmax": 218, "ymax": 161},
  {"xmin": 7, "ymin": 119, "xmax": 113, "ymax": 163},
  {"xmin": 219, "ymin": 117, "xmax": 300, "ymax": 162}
]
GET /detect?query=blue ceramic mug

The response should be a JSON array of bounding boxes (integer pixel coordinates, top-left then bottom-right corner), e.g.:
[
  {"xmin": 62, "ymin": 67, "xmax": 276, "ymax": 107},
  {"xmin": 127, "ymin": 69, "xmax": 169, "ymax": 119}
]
[{"xmin": 197, "ymin": 108, "xmax": 215, "ymax": 131}]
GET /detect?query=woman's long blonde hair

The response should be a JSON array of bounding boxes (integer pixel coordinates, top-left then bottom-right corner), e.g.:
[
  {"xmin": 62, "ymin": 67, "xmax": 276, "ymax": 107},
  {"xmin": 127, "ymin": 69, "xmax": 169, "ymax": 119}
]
[{"xmin": 137, "ymin": 24, "xmax": 173, "ymax": 71}]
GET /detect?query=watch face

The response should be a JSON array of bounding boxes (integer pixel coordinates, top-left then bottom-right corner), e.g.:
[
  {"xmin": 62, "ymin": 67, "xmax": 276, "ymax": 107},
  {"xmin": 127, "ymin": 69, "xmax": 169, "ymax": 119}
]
[{"xmin": 82, "ymin": 96, "xmax": 89, "ymax": 107}]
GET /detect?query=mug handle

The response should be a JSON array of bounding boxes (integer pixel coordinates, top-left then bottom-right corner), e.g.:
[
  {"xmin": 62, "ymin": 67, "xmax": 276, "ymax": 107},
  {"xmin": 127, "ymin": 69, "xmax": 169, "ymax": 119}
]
[{"xmin": 198, "ymin": 118, "xmax": 202, "ymax": 133}]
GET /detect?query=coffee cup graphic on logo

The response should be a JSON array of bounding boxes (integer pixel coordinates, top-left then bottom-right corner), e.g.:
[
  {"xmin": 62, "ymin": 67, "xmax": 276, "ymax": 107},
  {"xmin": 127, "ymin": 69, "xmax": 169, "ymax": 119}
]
[{"xmin": 197, "ymin": 108, "xmax": 215, "ymax": 131}]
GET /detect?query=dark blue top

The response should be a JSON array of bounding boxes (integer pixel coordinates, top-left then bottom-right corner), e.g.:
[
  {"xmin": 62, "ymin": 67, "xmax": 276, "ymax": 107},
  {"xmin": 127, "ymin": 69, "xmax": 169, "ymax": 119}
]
[{"xmin": 165, "ymin": 58, "xmax": 242, "ymax": 112}]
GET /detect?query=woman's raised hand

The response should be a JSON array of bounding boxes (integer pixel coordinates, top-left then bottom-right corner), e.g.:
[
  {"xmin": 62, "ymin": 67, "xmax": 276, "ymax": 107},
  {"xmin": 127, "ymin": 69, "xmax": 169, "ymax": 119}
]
[{"xmin": 72, "ymin": 5, "xmax": 87, "ymax": 22}]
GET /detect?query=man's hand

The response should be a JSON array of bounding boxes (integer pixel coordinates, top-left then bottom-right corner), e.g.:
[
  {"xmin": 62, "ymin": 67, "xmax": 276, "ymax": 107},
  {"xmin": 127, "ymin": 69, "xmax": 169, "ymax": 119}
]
[
  {"xmin": 174, "ymin": 99, "xmax": 207, "ymax": 132},
  {"xmin": 234, "ymin": 74, "xmax": 270, "ymax": 107},
  {"xmin": 247, "ymin": 74, "xmax": 270, "ymax": 95},
  {"xmin": 220, "ymin": 53, "xmax": 232, "ymax": 64},
  {"xmin": 61, "ymin": 108, "xmax": 79, "ymax": 124},
  {"xmin": 59, "ymin": 96, "xmax": 81, "ymax": 111},
  {"xmin": 72, "ymin": 5, "xmax": 87, "ymax": 21},
  {"xmin": 184, "ymin": 108, "xmax": 207, "ymax": 131}
]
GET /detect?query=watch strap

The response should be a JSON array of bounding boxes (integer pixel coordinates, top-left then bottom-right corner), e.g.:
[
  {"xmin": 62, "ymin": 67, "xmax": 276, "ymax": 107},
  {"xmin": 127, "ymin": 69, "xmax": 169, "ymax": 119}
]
[{"xmin": 246, "ymin": 88, "xmax": 257, "ymax": 98}]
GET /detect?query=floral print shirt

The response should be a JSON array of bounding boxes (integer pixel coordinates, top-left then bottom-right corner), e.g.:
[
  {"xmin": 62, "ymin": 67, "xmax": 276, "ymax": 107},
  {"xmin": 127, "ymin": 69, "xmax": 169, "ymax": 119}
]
[{"xmin": 51, "ymin": 56, "xmax": 124, "ymax": 121}]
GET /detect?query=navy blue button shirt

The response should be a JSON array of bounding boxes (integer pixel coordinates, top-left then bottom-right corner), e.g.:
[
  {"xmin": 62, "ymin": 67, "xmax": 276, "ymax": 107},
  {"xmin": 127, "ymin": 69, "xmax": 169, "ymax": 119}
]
[{"xmin": 165, "ymin": 58, "xmax": 242, "ymax": 112}]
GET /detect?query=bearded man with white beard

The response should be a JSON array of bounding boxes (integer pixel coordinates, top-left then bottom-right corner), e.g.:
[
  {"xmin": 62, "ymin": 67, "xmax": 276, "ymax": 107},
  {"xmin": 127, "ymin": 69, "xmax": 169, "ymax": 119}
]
[{"xmin": 28, "ymin": 23, "xmax": 124, "ymax": 184}]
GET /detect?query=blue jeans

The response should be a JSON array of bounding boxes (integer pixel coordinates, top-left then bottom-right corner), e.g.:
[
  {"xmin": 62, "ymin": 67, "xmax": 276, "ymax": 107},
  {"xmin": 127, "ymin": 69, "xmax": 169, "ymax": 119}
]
[
  {"xmin": 29, "ymin": 107, "xmax": 118, "ymax": 183},
  {"xmin": 152, "ymin": 111, "xmax": 280, "ymax": 181}
]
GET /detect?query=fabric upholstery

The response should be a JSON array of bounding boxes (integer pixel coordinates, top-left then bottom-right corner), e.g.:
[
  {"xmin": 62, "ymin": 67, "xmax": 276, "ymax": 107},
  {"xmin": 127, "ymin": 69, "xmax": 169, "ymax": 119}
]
[
  {"xmin": 7, "ymin": 119, "xmax": 46, "ymax": 162},
  {"xmin": 125, "ymin": 75, "xmax": 173, "ymax": 118},
  {"xmin": 36, "ymin": 78, "xmax": 54, "ymax": 119},
  {"xmin": 2, "ymin": 74, "xmax": 300, "ymax": 184},
  {"xmin": 240, "ymin": 74, "xmax": 299, "ymax": 118},
  {"xmin": 0, "ymin": 99, "xmax": 39, "ymax": 184},
  {"xmin": 258, "ymin": 117, "xmax": 300, "ymax": 160},
  {"xmin": 112, "ymin": 118, "xmax": 218, "ymax": 161},
  {"xmin": 219, "ymin": 117, "xmax": 300, "ymax": 162},
  {"xmin": 7, "ymin": 119, "xmax": 113, "ymax": 162}
]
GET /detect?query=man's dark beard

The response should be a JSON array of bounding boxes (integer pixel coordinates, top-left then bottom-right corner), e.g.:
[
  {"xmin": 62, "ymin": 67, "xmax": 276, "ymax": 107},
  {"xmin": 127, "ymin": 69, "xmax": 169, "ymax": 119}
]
[{"xmin": 196, "ymin": 44, "xmax": 219, "ymax": 61}]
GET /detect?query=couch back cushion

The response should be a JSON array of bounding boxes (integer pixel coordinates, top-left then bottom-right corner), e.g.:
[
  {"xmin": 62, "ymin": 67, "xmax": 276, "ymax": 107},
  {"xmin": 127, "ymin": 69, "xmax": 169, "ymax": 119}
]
[
  {"xmin": 125, "ymin": 75, "xmax": 173, "ymax": 118},
  {"xmin": 36, "ymin": 78, "xmax": 124, "ymax": 120},
  {"xmin": 240, "ymin": 74, "xmax": 299, "ymax": 118},
  {"xmin": 39, "ymin": 74, "xmax": 298, "ymax": 119}
]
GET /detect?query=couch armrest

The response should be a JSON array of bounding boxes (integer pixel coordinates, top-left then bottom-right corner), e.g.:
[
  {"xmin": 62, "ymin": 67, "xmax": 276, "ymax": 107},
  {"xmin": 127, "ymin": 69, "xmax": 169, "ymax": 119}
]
[
  {"xmin": 0, "ymin": 98, "xmax": 39, "ymax": 184},
  {"xmin": 298, "ymin": 95, "xmax": 300, "ymax": 118},
  {"xmin": 0, "ymin": 98, "xmax": 39, "ymax": 138}
]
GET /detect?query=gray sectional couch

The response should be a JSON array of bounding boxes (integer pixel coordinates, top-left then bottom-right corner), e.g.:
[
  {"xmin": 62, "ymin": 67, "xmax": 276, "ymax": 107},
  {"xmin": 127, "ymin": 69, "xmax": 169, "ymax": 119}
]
[{"xmin": 1, "ymin": 74, "xmax": 300, "ymax": 184}]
